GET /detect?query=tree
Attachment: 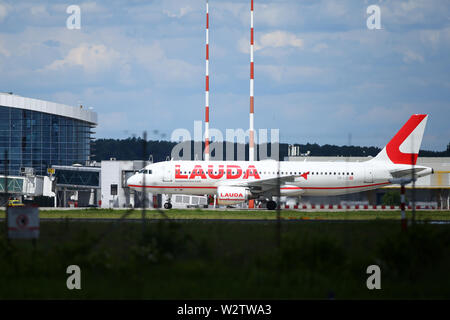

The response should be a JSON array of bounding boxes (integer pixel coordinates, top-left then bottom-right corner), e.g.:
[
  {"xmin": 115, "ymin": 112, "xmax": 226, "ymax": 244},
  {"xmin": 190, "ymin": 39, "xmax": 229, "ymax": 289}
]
[{"xmin": 382, "ymin": 191, "xmax": 404, "ymax": 206}]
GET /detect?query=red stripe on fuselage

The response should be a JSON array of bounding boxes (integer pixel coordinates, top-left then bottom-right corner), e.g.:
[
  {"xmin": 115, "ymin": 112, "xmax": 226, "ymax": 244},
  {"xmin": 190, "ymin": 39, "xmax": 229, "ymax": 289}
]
[
  {"xmin": 128, "ymin": 185, "xmax": 217, "ymax": 189},
  {"xmin": 129, "ymin": 182, "xmax": 390, "ymax": 190},
  {"xmin": 300, "ymin": 182, "xmax": 390, "ymax": 190}
]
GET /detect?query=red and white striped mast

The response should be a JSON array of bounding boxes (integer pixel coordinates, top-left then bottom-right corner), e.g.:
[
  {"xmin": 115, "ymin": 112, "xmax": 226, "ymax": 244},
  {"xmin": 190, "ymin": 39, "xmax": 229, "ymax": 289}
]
[
  {"xmin": 204, "ymin": 0, "xmax": 210, "ymax": 161},
  {"xmin": 248, "ymin": 0, "xmax": 255, "ymax": 209},
  {"xmin": 249, "ymin": 0, "xmax": 255, "ymax": 162}
]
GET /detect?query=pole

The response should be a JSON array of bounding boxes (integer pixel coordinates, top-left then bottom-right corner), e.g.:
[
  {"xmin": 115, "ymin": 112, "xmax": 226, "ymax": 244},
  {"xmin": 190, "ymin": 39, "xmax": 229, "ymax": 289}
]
[
  {"xmin": 4, "ymin": 150, "xmax": 9, "ymax": 240},
  {"xmin": 204, "ymin": 0, "xmax": 210, "ymax": 161},
  {"xmin": 248, "ymin": 0, "xmax": 255, "ymax": 209},
  {"xmin": 401, "ymin": 184, "xmax": 407, "ymax": 231},
  {"xmin": 249, "ymin": 0, "xmax": 255, "ymax": 161},
  {"xmin": 411, "ymin": 137, "xmax": 416, "ymax": 224},
  {"xmin": 142, "ymin": 131, "xmax": 147, "ymax": 232},
  {"xmin": 276, "ymin": 160, "xmax": 281, "ymax": 248}
]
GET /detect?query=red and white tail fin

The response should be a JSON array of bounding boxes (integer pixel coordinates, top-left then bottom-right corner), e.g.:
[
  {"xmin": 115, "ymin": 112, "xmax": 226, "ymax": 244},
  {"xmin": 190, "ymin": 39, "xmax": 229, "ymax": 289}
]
[{"xmin": 372, "ymin": 114, "xmax": 428, "ymax": 165}]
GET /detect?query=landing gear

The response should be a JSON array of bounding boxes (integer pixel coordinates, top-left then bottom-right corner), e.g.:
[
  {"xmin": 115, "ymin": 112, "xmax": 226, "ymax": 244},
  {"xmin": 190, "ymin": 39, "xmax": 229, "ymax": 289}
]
[
  {"xmin": 267, "ymin": 200, "xmax": 277, "ymax": 210},
  {"xmin": 163, "ymin": 195, "xmax": 172, "ymax": 209},
  {"xmin": 164, "ymin": 202, "xmax": 172, "ymax": 209}
]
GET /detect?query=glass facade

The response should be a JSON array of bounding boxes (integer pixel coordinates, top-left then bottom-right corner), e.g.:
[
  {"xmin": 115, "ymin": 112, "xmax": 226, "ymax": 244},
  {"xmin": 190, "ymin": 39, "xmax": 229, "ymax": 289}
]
[{"xmin": 0, "ymin": 105, "xmax": 94, "ymax": 176}]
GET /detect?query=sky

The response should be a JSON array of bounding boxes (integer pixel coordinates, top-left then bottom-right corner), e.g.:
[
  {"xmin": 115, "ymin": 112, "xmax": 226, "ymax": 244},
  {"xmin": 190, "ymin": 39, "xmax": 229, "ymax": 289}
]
[{"xmin": 0, "ymin": 0, "xmax": 449, "ymax": 151}]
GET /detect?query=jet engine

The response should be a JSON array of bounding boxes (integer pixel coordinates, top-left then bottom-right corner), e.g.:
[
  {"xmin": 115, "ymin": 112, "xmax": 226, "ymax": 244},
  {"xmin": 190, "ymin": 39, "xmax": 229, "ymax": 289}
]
[{"xmin": 217, "ymin": 186, "xmax": 250, "ymax": 205}]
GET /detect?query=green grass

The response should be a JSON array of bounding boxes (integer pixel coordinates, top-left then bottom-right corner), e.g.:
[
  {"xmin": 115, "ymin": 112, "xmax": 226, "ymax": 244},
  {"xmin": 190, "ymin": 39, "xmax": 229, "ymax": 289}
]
[
  {"xmin": 0, "ymin": 219, "xmax": 450, "ymax": 299},
  {"xmin": 1, "ymin": 208, "xmax": 450, "ymax": 220}
]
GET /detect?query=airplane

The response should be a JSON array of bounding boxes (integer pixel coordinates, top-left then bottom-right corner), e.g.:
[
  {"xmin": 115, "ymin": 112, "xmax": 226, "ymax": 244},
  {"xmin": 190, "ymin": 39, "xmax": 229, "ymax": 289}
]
[{"xmin": 127, "ymin": 114, "xmax": 433, "ymax": 210}]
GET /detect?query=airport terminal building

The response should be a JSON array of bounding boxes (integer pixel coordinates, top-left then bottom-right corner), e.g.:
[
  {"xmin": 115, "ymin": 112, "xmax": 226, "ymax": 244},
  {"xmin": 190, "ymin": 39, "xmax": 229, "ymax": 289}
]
[{"xmin": 0, "ymin": 92, "xmax": 97, "ymax": 176}]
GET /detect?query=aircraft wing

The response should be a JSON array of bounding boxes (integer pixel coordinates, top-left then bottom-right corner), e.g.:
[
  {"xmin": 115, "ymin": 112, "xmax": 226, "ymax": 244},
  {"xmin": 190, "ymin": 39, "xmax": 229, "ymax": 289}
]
[{"xmin": 229, "ymin": 175, "xmax": 299, "ymax": 193}]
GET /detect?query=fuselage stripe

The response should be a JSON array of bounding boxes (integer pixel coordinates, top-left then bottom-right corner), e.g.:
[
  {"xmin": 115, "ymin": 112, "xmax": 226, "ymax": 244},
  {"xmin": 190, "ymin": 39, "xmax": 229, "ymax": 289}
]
[
  {"xmin": 128, "ymin": 182, "xmax": 390, "ymax": 190},
  {"xmin": 128, "ymin": 185, "xmax": 217, "ymax": 189},
  {"xmin": 300, "ymin": 182, "xmax": 390, "ymax": 190}
]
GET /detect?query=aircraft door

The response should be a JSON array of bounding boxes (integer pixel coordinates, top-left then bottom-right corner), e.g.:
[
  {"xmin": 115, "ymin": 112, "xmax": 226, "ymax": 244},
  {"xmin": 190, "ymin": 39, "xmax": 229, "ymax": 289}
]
[
  {"xmin": 364, "ymin": 168, "xmax": 374, "ymax": 183},
  {"xmin": 163, "ymin": 165, "xmax": 173, "ymax": 182}
]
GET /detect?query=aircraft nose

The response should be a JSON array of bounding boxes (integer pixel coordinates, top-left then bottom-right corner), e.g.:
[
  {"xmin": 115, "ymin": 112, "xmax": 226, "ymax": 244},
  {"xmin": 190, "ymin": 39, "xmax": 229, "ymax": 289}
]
[{"xmin": 127, "ymin": 174, "xmax": 138, "ymax": 188}]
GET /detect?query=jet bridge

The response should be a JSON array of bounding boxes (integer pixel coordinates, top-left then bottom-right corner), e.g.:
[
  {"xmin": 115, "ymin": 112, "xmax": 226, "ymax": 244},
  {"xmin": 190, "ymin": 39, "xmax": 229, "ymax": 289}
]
[{"xmin": 0, "ymin": 174, "xmax": 55, "ymax": 206}]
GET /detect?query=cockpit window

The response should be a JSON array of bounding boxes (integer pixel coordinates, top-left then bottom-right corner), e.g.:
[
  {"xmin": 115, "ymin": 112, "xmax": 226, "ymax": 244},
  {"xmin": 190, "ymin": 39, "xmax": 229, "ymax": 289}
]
[{"xmin": 138, "ymin": 169, "xmax": 152, "ymax": 174}]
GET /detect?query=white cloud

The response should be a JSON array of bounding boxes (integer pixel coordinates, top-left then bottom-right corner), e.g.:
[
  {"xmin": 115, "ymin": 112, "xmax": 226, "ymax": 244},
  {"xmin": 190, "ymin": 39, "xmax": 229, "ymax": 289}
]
[
  {"xmin": 402, "ymin": 50, "xmax": 424, "ymax": 63},
  {"xmin": 45, "ymin": 43, "xmax": 121, "ymax": 73},
  {"xmin": 0, "ymin": 39, "xmax": 10, "ymax": 57},
  {"xmin": 259, "ymin": 65, "xmax": 325, "ymax": 83},
  {"xmin": 381, "ymin": 0, "xmax": 449, "ymax": 26},
  {"xmin": 323, "ymin": 1, "xmax": 348, "ymax": 17},
  {"xmin": 258, "ymin": 31, "xmax": 303, "ymax": 50},
  {"xmin": 81, "ymin": 1, "xmax": 108, "ymax": 14},
  {"xmin": 419, "ymin": 27, "xmax": 450, "ymax": 52},
  {"xmin": 100, "ymin": 111, "xmax": 129, "ymax": 130},
  {"xmin": 311, "ymin": 43, "xmax": 329, "ymax": 53},
  {"xmin": 161, "ymin": 0, "xmax": 196, "ymax": 18},
  {"xmin": 30, "ymin": 5, "xmax": 47, "ymax": 16},
  {"xmin": 239, "ymin": 31, "xmax": 303, "ymax": 54},
  {"xmin": 215, "ymin": 2, "xmax": 299, "ymax": 28},
  {"xmin": 0, "ymin": 3, "xmax": 8, "ymax": 21},
  {"xmin": 163, "ymin": 6, "xmax": 193, "ymax": 18},
  {"xmin": 134, "ymin": 42, "xmax": 201, "ymax": 83},
  {"xmin": 256, "ymin": 3, "xmax": 299, "ymax": 27}
]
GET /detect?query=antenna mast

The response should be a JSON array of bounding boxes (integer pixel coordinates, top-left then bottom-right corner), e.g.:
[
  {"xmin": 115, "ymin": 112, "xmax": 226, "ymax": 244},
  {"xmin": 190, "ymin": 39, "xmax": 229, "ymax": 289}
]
[
  {"xmin": 249, "ymin": 0, "xmax": 255, "ymax": 161},
  {"xmin": 204, "ymin": 0, "xmax": 210, "ymax": 161}
]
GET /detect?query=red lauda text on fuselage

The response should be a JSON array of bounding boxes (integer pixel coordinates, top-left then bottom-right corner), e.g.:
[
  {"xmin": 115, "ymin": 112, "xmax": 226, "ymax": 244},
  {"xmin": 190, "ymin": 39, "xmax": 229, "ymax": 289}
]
[
  {"xmin": 175, "ymin": 164, "xmax": 261, "ymax": 180},
  {"xmin": 220, "ymin": 192, "xmax": 244, "ymax": 198}
]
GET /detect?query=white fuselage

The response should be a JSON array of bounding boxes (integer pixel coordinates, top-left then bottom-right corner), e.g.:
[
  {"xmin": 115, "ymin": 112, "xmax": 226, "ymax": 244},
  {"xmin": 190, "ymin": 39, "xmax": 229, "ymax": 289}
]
[
  {"xmin": 127, "ymin": 114, "xmax": 434, "ymax": 203},
  {"xmin": 127, "ymin": 159, "xmax": 432, "ymax": 198}
]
